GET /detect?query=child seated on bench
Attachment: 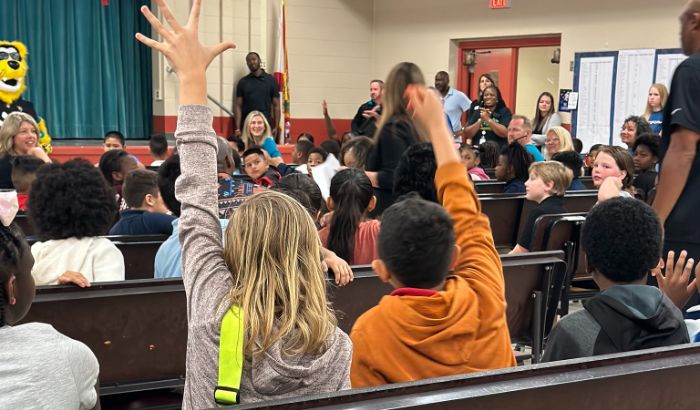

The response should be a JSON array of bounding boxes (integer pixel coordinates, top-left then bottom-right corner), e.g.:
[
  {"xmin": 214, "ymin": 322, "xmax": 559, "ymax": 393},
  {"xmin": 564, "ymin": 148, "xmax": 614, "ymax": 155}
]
[
  {"xmin": 510, "ymin": 161, "xmax": 571, "ymax": 254},
  {"xmin": 109, "ymin": 169, "xmax": 175, "ymax": 236},
  {"xmin": 551, "ymin": 151, "xmax": 586, "ymax": 191},
  {"xmin": 10, "ymin": 155, "xmax": 45, "ymax": 211},
  {"xmin": 495, "ymin": 142, "xmax": 532, "ymax": 194},
  {"xmin": 350, "ymin": 84, "xmax": 516, "ymax": 387},
  {"xmin": 591, "ymin": 145, "xmax": 636, "ymax": 201},
  {"xmin": 0, "ymin": 222, "xmax": 100, "ymax": 409},
  {"xmin": 98, "ymin": 149, "xmax": 144, "ymax": 210},
  {"xmin": 460, "ymin": 143, "xmax": 489, "ymax": 181},
  {"xmin": 542, "ymin": 197, "xmax": 688, "ymax": 362},
  {"xmin": 29, "ymin": 159, "xmax": 124, "ymax": 286},
  {"xmin": 136, "ymin": 3, "xmax": 351, "ymax": 406},
  {"xmin": 148, "ymin": 133, "xmax": 169, "ymax": 167},
  {"xmin": 242, "ymin": 146, "xmax": 281, "ymax": 187}
]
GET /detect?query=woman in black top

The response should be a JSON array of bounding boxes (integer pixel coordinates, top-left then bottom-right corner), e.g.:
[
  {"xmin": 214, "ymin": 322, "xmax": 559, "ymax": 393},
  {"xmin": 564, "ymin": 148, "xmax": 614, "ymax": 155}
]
[
  {"xmin": 0, "ymin": 112, "xmax": 51, "ymax": 189},
  {"xmin": 463, "ymin": 85, "xmax": 511, "ymax": 147},
  {"xmin": 365, "ymin": 62, "xmax": 426, "ymax": 216}
]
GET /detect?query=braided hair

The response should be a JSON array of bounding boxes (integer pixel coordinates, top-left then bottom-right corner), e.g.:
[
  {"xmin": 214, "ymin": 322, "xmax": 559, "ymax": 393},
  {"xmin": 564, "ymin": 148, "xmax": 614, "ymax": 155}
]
[{"xmin": 0, "ymin": 224, "xmax": 25, "ymax": 327}]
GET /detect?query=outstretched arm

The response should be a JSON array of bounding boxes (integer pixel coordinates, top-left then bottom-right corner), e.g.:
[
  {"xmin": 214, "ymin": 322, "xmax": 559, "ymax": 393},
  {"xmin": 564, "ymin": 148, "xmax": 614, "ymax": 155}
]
[{"xmin": 322, "ymin": 100, "xmax": 338, "ymax": 141}]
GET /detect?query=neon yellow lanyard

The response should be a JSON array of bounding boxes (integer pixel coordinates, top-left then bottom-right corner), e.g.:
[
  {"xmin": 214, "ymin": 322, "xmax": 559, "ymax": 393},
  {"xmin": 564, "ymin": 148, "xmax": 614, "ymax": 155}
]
[{"xmin": 214, "ymin": 305, "xmax": 245, "ymax": 405}]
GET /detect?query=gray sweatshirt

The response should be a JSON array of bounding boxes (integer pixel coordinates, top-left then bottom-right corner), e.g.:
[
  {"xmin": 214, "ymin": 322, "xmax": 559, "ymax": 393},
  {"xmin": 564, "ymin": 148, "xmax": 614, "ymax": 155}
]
[{"xmin": 175, "ymin": 105, "xmax": 352, "ymax": 409}]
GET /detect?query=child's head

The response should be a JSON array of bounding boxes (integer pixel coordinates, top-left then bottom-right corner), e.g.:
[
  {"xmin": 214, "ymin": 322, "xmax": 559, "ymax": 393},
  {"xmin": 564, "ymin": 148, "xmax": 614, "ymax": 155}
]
[
  {"xmin": 29, "ymin": 159, "xmax": 117, "ymax": 241},
  {"xmin": 242, "ymin": 147, "xmax": 270, "ymax": 180},
  {"xmin": 228, "ymin": 136, "xmax": 246, "ymax": 155},
  {"xmin": 339, "ymin": 136, "xmax": 373, "ymax": 169},
  {"xmin": 525, "ymin": 161, "xmax": 573, "ymax": 203},
  {"xmin": 307, "ymin": 147, "xmax": 328, "ymax": 169},
  {"xmin": 11, "ymin": 155, "xmax": 45, "ymax": 194},
  {"xmin": 496, "ymin": 142, "xmax": 533, "ymax": 183},
  {"xmin": 103, "ymin": 131, "xmax": 125, "ymax": 152},
  {"xmin": 326, "ymin": 169, "xmax": 376, "ymax": 262},
  {"xmin": 216, "ymin": 136, "xmax": 235, "ymax": 176},
  {"xmin": 376, "ymin": 195, "xmax": 455, "ymax": 289},
  {"xmin": 242, "ymin": 111, "xmax": 271, "ymax": 147},
  {"xmin": 271, "ymin": 174, "xmax": 323, "ymax": 220},
  {"xmin": 157, "ymin": 154, "xmax": 182, "ymax": 217},
  {"xmin": 223, "ymin": 190, "xmax": 336, "ymax": 356},
  {"xmin": 297, "ymin": 132, "xmax": 315, "ymax": 146},
  {"xmin": 149, "ymin": 134, "xmax": 168, "ymax": 160},
  {"xmin": 592, "ymin": 146, "xmax": 634, "ymax": 190},
  {"xmin": 320, "ymin": 140, "xmax": 341, "ymax": 158},
  {"xmin": 292, "ymin": 139, "xmax": 314, "ymax": 165},
  {"xmin": 459, "ymin": 144, "xmax": 480, "ymax": 170},
  {"xmin": 633, "ymin": 133, "xmax": 660, "ymax": 173},
  {"xmin": 551, "ymin": 150, "xmax": 583, "ymax": 179},
  {"xmin": 98, "ymin": 149, "xmax": 143, "ymax": 186},
  {"xmin": 586, "ymin": 143, "xmax": 603, "ymax": 168},
  {"xmin": 393, "ymin": 142, "xmax": 438, "ymax": 203},
  {"xmin": 0, "ymin": 224, "xmax": 35, "ymax": 326},
  {"xmin": 477, "ymin": 141, "xmax": 499, "ymax": 169},
  {"xmin": 123, "ymin": 169, "xmax": 169, "ymax": 213},
  {"xmin": 582, "ymin": 197, "xmax": 661, "ymax": 285}
]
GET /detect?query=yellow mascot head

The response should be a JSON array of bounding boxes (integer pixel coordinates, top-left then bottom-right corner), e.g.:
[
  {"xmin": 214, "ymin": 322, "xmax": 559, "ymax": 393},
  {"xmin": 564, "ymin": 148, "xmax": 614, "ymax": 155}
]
[{"xmin": 0, "ymin": 41, "xmax": 28, "ymax": 106}]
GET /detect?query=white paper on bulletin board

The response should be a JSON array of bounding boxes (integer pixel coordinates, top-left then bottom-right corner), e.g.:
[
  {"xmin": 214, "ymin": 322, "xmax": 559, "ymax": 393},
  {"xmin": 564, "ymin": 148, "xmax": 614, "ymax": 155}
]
[
  {"xmin": 575, "ymin": 56, "xmax": 615, "ymax": 152},
  {"xmin": 655, "ymin": 53, "xmax": 687, "ymax": 89},
  {"xmin": 611, "ymin": 49, "xmax": 656, "ymax": 147}
]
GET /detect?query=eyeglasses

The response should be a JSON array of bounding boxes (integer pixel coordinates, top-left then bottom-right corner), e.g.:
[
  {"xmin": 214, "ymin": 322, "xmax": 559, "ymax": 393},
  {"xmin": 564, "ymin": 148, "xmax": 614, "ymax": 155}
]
[
  {"xmin": 545, "ymin": 138, "xmax": 560, "ymax": 144},
  {"xmin": 0, "ymin": 52, "xmax": 21, "ymax": 61}
]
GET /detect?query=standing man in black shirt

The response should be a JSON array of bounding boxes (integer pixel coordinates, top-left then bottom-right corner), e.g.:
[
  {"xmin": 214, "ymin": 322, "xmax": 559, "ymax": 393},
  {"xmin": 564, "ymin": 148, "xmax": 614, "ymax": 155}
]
[
  {"xmin": 234, "ymin": 52, "xmax": 279, "ymax": 138},
  {"xmin": 351, "ymin": 80, "xmax": 383, "ymax": 137},
  {"xmin": 653, "ymin": 0, "xmax": 700, "ymax": 308}
]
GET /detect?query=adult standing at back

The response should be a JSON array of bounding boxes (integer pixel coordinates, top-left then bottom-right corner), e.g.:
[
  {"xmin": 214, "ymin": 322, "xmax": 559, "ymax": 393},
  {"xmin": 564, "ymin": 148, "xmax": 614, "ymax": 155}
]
[
  {"xmin": 463, "ymin": 85, "xmax": 511, "ymax": 147},
  {"xmin": 234, "ymin": 52, "xmax": 279, "ymax": 138},
  {"xmin": 434, "ymin": 71, "xmax": 471, "ymax": 140},
  {"xmin": 351, "ymin": 80, "xmax": 384, "ymax": 137},
  {"xmin": 365, "ymin": 62, "xmax": 425, "ymax": 216},
  {"xmin": 653, "ymin": 0, "xmax": 700, "ymax": 308},
  {"xmin": 531, "ymin": 92, "xmax": 562, "ymax": 147}
]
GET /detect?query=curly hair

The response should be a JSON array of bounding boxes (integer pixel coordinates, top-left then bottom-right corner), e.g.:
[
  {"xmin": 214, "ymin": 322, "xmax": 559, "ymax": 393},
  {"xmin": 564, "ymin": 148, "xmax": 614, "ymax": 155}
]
[
  {"xmin": 28, "ymin": 159, "xmax": 117, "ymax": 240},
  {"xmin": 633, "ymin": 133, "xmax": 660, "ymax": 158},
  {"xmin": 582, "ymin": 197, "xmax": 661, "ymax": 282},
  {"xmin": 623, "ymin": 115, "xmax": 653, "ymax": 138},
  {"xmin": 393, "ymin": 142, "xmax": 438, "ymax": 203},
  {"xmin": 478, "ymin": 141, "xmax": 499, "ymax": 169}
]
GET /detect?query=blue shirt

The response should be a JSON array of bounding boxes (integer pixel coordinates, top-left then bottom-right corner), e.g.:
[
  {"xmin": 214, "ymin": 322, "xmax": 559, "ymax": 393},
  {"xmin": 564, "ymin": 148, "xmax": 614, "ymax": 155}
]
[
  {"xmin": 568, "ymin": 178, "xmax": 587, "ymax": 191},
  {"xmin": 442, "ymin": 87, "xmax": 471, "ymax": 132},
  {"xmin": 261, "ymin": 136, "xmax": 281, "ymax": 158},
  {"xmin": 648, "ymin": 111, "xmax": 663, "ymax": 135},
  {"xmin": 525, "ymin": 144, "xmax": 545, "ymax": 162},
  {"xmin": 154, "ymin": 218, "xmax": 230, "ymax": 278},
  {"xmin": 504, "ymin": 179, "xmax": 526, "ymax": 194},
  {"xmin": 109, "ymin": 210, "xmax": 175, "ymax": 236}
]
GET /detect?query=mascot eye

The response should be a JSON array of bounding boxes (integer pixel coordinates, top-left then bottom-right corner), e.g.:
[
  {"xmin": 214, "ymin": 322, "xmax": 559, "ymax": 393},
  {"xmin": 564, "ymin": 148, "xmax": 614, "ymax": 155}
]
[{"xmin": 0, "ymin": 52, "xmax": 20, "ymax": 61}]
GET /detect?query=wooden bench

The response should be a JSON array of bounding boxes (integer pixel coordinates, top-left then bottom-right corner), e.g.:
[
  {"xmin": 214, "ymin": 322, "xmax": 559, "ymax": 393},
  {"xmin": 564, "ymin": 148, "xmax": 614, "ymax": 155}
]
[
  {"xmin": 235, "ymin": 344, "xmax": 700, "ymax": 409},
  {"xmin": 474, "ymin": 176, "xmax": 595, "ymax": 194}
]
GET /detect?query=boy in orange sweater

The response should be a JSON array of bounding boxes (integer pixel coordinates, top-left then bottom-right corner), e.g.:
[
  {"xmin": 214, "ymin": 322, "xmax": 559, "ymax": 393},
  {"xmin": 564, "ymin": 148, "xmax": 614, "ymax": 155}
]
[{"xmin": 350, "ymin": 85, "xmax": 516, "ymax": 387}]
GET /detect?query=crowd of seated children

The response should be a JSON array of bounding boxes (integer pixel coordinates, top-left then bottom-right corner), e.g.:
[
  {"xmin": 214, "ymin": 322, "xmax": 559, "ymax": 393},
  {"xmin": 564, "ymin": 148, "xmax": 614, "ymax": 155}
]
[
  {"xmin": 477, "ymin": 140, "xmax": 499, "ymax": 170},
  {"xmin": 551, "ymin": 151, "xmax": 587, "ymax": 191},
  {"xmin": 632, "ymin": 133, "xmax": 660, "ymax": 201},
  {"xmin": 543, "ymin": 197, "xmax": 688, "ymax": 362},
  {"xmin": 495, "ymin": 142, "xmax": 533, "ymax": 194},
  {"xmin": 393, "ymin": 142, "xmax": 438, "ymax": 203},
  {"xmin": 459, "ymin": 144, "xmax": 489, "ymax": 181},
  {"xmin": 592, "ymin": 145, "xmax": 636, "ymax": 201},
  {"xmin": 620, "ymin": 115, "xmax": 652, "ymax": 155},
  {"xmin": 510, "ymin": 161, "xmax": 572, "ymax": 254},
  {"xmin": 109, "ymin": 169, "xmax": 175, "ymax": 236},
  {"xmin": 242, "ymin": 146, "xmax": 281, "ymax": 187},
  {"xmin": 98, "ymin": 149, "xmax": 144, "ymax": 210},
  {"xmin": 319, "ymin": 169, "xmax": 380, "ymax": 265},
  {"xmin": 148, "ymin": 134, "xmax": 169, "ymax": 167},
  {"xmin": 241, "ymin": 110, "xmax": 282, "ymax": 158},
  {"xmin": 544, "ymin": 126, "xmax": 574, "ymax": 160},
  {"xmin": 290, "ymin": 139, "xmax": 314, "ymax": 174},
  {"xmin": 0, "ymin": 222, "xmax": 100, "ymax": 408},
  {"xmin": 28, "ymin": 159, "xmax": 124, "ymax": 286},
  {"xmin": 11, "ymin": 156, "xmax": 45, "ymax": 211},
  {"xmin": 339, "ymin": 136, "xmax": 373, "ymax": 169},
  {"xmin": 350, "ymin": 84, "xmax": 515, "ymax": 387},
  {"xmin": 103, "ymin": 130, "xmax": 125, "ymax": 152}
]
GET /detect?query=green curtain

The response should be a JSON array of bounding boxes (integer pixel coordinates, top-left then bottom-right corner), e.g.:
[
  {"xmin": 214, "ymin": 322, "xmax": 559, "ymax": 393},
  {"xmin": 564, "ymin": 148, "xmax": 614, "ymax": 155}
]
[{"xmin": 0, "ymin": 0, "xmax": 152, "ymax": 139}]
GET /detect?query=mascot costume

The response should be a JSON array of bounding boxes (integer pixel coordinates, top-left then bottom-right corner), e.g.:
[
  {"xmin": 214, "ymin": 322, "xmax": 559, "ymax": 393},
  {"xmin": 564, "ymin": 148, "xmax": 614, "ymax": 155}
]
[{"xmin": 0, "ymin": 41, "xmax": 51, "ymax": 153}]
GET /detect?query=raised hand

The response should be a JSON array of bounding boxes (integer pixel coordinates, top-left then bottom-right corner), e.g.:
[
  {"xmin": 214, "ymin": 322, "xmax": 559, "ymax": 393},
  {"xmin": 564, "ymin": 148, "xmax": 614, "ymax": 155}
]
[{"xmin": 653, "ymin": 250, "xmax": 698, "ymax": 309}]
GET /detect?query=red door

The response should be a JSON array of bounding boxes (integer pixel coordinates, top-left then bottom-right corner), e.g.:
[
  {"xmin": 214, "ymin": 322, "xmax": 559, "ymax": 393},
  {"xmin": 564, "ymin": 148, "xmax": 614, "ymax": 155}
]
[{"xmin": 465, "ymin": 48, "xmax": 517, "ymax": 110}]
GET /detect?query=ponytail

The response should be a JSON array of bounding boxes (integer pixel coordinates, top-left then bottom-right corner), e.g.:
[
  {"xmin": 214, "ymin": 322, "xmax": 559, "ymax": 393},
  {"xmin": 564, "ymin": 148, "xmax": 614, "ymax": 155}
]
[{"xmin": 327, "ymin": 169, "xmax": 374, "ymax": 263}]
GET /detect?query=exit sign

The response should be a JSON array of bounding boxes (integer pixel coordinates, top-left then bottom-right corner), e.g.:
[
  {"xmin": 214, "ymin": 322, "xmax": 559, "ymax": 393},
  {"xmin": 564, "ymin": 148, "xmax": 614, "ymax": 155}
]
[{"xmin": 490, "ymin": 0, "xmax": 511, "ymax": 8}]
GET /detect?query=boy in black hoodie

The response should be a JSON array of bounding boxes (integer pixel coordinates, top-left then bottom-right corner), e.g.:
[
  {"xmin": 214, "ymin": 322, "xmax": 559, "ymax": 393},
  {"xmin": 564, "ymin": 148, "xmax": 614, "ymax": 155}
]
[{"xmin": 543, "ymin": 197, "xmax": 688, "ymax": 361}]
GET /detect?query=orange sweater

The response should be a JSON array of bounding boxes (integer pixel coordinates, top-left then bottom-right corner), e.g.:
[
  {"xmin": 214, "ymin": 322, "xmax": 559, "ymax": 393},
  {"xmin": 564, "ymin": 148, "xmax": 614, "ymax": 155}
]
[{"xmin": 350, "ymin": 161, "xmax": 516, "ymax": 387}]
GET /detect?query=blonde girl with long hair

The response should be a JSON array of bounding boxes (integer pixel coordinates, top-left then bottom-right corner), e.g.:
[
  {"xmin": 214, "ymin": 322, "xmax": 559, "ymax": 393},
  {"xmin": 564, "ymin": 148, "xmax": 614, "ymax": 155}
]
[
  {"xmin": 241, "ymin": 110, "xmax": 282, "ymax": 158},
  {"xmin": 642, "ymin": 83, "xmax": 668, "ymax": 135},
  {"xmin": 136, "ymin": 1, "xmax": 351, "ymax": 408},
  {"xmin": 0, "ymin": 112, "xmax": 51, "ymax": 189}
]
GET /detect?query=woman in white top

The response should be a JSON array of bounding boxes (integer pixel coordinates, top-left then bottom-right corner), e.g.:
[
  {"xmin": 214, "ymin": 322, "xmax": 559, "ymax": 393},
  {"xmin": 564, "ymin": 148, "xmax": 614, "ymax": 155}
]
[{"xmin": 531, "ymin": 92, "xmax": 562, "ymax": 147}]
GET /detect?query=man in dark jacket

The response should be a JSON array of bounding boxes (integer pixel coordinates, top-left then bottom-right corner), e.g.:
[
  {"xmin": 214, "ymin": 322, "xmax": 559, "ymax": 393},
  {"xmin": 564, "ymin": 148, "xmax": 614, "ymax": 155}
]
[
  {"xmin": 543, "ymin": 198, "xmax": 688, "ymax": 362},
  {"xmin": 351, "ymin": 80, "xmax": 383, "ymax": 137}
]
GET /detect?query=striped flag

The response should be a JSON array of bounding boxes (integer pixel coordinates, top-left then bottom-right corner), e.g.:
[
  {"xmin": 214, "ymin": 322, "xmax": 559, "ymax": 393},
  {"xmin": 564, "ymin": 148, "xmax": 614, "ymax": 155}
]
[{"xmin": 272, "ymin": 0, "xmax": 290, "ymax": 144}]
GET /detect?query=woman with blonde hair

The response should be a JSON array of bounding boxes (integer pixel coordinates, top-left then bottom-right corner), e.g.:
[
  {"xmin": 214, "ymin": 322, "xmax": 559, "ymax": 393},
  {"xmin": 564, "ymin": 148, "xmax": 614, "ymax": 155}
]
[
  {"xmin": 544, "ymin": 126, "xmax": 575, "ymax": 160},
  {"xmin": 365, "ymin": 61, "xmax": 427, "ymax": 215},
  {"xmin": 642, "ymin": 83, "xmax": 668, "ymax": 135},
  {"xmin": 241, "ymin": 110, "xmax": 282, "ymax": 158},
  {"xmin": 0, "ymin": 112, "xmax": 51, "ymax": 189},
  {"xmin": 136, "ymin": 1, "xmax": 351, "ymax": 408}
]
